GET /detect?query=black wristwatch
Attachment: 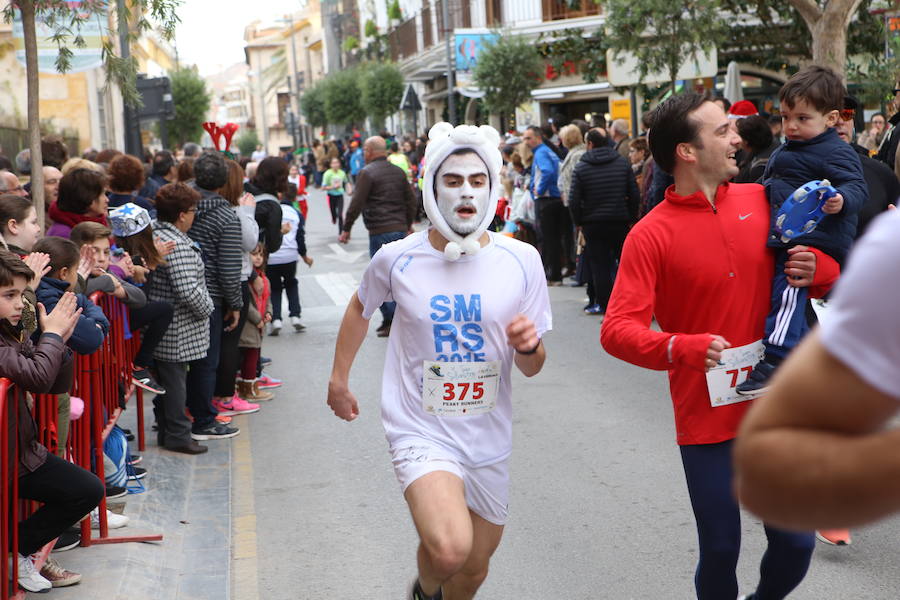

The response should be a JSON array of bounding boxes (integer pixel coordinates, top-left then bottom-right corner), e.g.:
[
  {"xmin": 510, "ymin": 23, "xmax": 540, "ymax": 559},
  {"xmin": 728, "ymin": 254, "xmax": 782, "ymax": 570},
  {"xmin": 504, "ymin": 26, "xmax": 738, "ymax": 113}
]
[{"xmin": 515, "ymin": 339, "xmax": 541, "ymax": 355}]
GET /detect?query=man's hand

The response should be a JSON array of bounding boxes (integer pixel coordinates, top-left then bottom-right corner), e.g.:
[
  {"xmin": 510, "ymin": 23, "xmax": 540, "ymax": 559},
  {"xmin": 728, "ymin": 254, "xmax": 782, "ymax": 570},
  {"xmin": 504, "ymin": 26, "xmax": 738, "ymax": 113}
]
[
  {"xmin": 784, "ymin": 245, "xmax": 816, "ymax": 287},
  {"xmin": 338, "ymin": 231, "xmax": 350, "ymax": 244},
  {"xmin": 823, "ymin": 192, "xmax": 844, "ymax": 215},
  {"xmin": 23, "ymin": 252, "xmax": 51, "ymax": 289},
  {"xmin": 705, "ymin": 334, "xmax": 732, "ymax": 371},
  {"xmin": 77, "ymin": 245, "xmax": 96, "ymax": 280},
  {"xmin": 506, "ymin": 313, "xmax": 539, "ymax": 353},
  {"xmin": 224, "ymin": 309, "xmax": 241, "ymax": 332},
  {"xmin": 327, "ymin": 379, "xmax": 359, "ymax": 421},
  {"xmin": 38, "ymin": 293, "xmax": 82, "ymax": 341},
  {"xmin": 302, "ymin": 255, "xmax": 314, "ymax": 267}
]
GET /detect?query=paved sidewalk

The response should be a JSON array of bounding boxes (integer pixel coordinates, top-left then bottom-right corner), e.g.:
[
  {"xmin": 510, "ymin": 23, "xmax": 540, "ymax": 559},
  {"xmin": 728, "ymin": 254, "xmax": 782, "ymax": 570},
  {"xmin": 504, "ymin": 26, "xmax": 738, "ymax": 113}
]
[{"xmin": 52, "ymin": 404, "xmax": 233, "ymax": 600}]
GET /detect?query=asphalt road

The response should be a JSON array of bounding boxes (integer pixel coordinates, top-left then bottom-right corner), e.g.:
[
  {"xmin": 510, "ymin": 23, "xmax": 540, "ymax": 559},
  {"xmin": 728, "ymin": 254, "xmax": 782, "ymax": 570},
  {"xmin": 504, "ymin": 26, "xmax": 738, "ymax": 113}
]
[{"xmin": 245, "ymin": 187, "xmax": 900, "ymax": 599}]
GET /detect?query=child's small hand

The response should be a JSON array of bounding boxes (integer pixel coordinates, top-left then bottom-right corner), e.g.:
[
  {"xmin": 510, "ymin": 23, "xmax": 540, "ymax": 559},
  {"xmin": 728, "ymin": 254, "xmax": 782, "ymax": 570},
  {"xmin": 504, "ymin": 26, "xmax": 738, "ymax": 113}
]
[
  {"xmin": 23, "ymin": 252, "xmax": 51, "ymax": 289},
  {"xmin": 264, "ymin": 312, "xmax": 272, "ymax": 323},
  {"xmin": 823, "ymin": 193, "xmax": 844, "ymax": 215},
  {"xmin": 131, "ymin": 265, "xmax": 149, "ymax": 284},
  {"xmin": 281, "ymin": 222, "xmax": 292, "ymax": 234},
  {"xmin": 77, "ymin": 245, "xmax": 96, "ymax": 280},
  {"xmin": 39, "ymin": 293, "xmax": 82, "ymax": 341},
  {"xmin": 302, "ymin": 255, "xmax": 314, "ymax": 267},
  {"xmin": 238, "ymin": 192, "xmax": 256, "ymax": 207}
]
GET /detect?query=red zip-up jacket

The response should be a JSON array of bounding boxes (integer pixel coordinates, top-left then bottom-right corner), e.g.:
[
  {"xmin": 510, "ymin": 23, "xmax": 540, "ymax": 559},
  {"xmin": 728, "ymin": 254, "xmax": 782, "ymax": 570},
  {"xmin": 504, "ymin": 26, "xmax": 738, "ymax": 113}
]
[{"xmin": 600, "ymin": 182, "xmax": 837, "ymax": 445}]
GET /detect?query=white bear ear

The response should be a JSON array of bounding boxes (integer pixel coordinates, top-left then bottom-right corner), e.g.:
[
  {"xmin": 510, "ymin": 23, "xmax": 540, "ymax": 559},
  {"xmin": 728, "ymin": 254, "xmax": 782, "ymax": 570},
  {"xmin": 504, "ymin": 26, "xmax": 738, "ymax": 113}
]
[
  {"xmin": 429, "ymin": 122, "xmax": 453, "ymax": 141},
  {"xmin": 478, "ymin": 125, "xmax": 501, "ymax": 147}
]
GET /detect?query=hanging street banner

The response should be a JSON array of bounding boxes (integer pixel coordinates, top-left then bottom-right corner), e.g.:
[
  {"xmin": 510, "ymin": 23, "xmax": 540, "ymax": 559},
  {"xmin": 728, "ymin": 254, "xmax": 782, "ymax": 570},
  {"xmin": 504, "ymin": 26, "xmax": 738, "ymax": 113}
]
[{"xmin": 12, "ymin": 1, "xmax": 107, "ymax": 74}]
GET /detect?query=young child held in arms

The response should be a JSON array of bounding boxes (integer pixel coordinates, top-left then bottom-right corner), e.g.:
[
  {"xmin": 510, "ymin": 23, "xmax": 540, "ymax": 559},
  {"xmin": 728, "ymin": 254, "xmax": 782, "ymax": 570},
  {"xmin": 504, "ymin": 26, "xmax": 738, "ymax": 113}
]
[{"xmin": 737, "ymin": 65, "xmax": 867, "ymax": 395}]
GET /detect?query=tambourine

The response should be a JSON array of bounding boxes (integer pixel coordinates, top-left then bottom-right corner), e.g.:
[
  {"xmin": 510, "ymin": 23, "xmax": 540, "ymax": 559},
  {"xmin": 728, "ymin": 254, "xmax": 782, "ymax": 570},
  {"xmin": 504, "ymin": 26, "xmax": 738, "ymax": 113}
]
[{"xmin": 774, "ymin": 179, "xmax": 836, "ymax": 243}]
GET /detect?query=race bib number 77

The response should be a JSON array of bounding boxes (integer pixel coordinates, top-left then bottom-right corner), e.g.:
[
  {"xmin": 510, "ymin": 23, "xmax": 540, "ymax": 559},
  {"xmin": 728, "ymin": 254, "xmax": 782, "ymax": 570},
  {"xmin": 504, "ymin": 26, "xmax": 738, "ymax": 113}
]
[
  {"xmin": 422, "ymin": 361, "xmax": 501, "ymax": 417},
  {"xmin": 705, "ymin": 340, "xmax": 765, "ymax": 407}
]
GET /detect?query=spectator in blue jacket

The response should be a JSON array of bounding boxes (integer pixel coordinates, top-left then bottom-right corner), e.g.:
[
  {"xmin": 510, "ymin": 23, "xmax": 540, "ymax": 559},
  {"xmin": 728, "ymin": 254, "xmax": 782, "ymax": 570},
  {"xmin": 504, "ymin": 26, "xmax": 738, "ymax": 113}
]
[
  {"xmin": 348, "ymin": 140, "xmax": 365, "ymax": 186},
  {"xmin": 31, "ymin": 236, "xmax": 109, "ymax": 355},
  {"xmin": 523, "ymin": 125, "xmax": 566, "ymax": 284}
]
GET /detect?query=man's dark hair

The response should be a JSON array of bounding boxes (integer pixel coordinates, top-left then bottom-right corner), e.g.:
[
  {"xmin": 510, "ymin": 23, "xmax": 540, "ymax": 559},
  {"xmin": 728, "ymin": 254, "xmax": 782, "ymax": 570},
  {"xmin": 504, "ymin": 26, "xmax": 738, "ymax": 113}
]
[
  {"xmin": 779, "ymin": 65, "xmax": 845, "ymax": 114},
  {"xmin": 193, "ymin": 151, "xmax": 228, "ymax": 190},
  {"xmin": 713, "ymin": 96, "xmax": 732, "ymax": 112},
  {"xmin": 390, "ymin": 142, "xmax": 399, "ymax": 153},
  {"xmin": 736, "ymin": 115, "xmax": 774, "ymax": 154},
  {"xmin": 253, "ymin": 156, "xmax": 289, "ymax": 195},
  {"xmin": 641, "ymin": 111, "xmax": 655, "ymax": 131},
  {"xmin": 648, "ymin": 92, "xmax": 711, "ymax": 174},
  {"xmin": 95, "ymin": 148, "xmax": 122, "ymax": 165},
  {"xmin": 526, "ymin": 125, "xmax": 544, "ymax": 141},
  {"xmin": 0, "ymin": 155, "xmax": 12, "ymax": 172},
  {"xmin": 152, "ymin": 150, "xmax": 176, "ymax": 177},
  {"xmin": 768, "ymin": 113, "xmax": 783, "ymax": 125},
  {"xmin": 32, "ymin": 236, "xmax": 80, "ymax": 277},
  {"xmin": 155, "ymin": 182, "xmax": 200, "ymax": 223},
  {"xmin": 58, "ymin": 168, "xmax": 107, "ymax": 214},
  {"xmin": 585, "ymin": 128, "xmax": 608, "ymax": 149},
  {"xmin": 41, "ymin": 136, "xmax": 69, "ymax": 169},
  {"xmin": 70, "ymin": 221, "xmax": 112, "ymax": 247},
  {"xmin": 0, "ymin": 248, "xmax": 34, "ymax": 288},
  {"xmin": 182, "ymin": 142, "xmax": 201, "ymax": 158}
]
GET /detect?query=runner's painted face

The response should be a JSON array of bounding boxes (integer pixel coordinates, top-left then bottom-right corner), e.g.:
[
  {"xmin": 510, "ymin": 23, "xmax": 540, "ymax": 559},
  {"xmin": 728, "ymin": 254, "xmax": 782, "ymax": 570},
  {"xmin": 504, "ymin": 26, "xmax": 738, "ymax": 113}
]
[{"xmin": 435, "ymin": 153, "xmax": 490, "ymax": 236}]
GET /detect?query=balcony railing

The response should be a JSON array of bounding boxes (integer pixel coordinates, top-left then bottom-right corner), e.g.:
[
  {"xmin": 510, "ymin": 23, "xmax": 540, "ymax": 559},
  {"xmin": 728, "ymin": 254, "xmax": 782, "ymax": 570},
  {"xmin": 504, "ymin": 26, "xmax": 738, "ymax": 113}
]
[
  {"xmin": 422, "ymin": 5, "xmax": 434, "ymax": 49},
  {"xmin": 436, "ymin": 0, "xmax": 472, "ymax": 42},
  {"xmin": 389, "ymin": 16, "xmax": 419, "ymax": 61},
  {"xmin": 542, "ymin": 0, "xmax": 600, "ymax": 21}
]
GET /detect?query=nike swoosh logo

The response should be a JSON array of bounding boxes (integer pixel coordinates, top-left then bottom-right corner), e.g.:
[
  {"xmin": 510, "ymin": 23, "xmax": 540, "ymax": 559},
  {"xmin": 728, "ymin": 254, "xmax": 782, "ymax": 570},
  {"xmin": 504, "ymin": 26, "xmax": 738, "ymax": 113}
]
[{"xmin": 739, "ymin": 213, "xmax": 753, "ymax": 220}]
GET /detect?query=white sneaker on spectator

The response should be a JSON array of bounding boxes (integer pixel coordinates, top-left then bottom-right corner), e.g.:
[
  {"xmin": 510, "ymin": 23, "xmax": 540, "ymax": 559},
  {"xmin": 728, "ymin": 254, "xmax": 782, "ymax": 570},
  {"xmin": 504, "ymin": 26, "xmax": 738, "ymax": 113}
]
[
  {"xmin": 16, "ymin": 553, "xmax": 52, "ymax": 592},
  {"xmin": 290, "ymin": 315, "xmax": 306, "ymax": 331},
  {"xmin": 90, "ymin": 508, "xmax": 129, "ymax": 529},
  {"xmin": 270, "ymin": 319, "xmax": 282, "ymax": 336}
]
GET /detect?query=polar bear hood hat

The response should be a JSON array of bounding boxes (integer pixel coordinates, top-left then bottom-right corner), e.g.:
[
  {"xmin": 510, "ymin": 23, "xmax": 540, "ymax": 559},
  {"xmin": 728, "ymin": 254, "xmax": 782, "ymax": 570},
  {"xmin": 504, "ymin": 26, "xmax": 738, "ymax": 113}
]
[{"xmin": 422, "ymin": 122, "xmax": 503, "ymax": 260}]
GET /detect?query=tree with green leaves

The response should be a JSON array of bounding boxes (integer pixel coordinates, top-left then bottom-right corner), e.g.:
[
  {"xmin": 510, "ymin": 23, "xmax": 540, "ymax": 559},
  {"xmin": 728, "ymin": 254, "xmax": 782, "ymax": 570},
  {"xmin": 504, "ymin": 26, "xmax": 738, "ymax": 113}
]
[
  {"xmin": 4, "ymin": 0, "xmax": 180, "ymax": 225},
  {"xmin": 361, "ymin": 62, "xmax": 404, "ymax": 129},
  {"xmin": 322, "ymin": 67, "xmax": 366, "ymax": 129},
  {"xmin": 473, "ymin": 35, "xmax": 543, "ymax": 126},
  {"xmin": 603, "ymin": 0, "xmax": 726, "ymax": 93},
  {"xmin": 167, "ymin": 67, "xmax": 211, "ymax": 146},
  {"xmin": 236, "ymin": 129, "xmax": 261, "ymax": 157},
  {"xmin": 301, "ymin": 79, "xmax": 328, "ymax": 129}
]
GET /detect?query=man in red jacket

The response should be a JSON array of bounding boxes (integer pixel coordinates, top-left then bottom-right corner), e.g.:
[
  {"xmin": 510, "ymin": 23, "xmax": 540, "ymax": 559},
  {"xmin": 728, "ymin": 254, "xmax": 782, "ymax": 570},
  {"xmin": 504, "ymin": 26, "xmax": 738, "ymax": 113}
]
[{"xmin": 601, "ymin": 93, "xmax": 837, "ymax": 600}]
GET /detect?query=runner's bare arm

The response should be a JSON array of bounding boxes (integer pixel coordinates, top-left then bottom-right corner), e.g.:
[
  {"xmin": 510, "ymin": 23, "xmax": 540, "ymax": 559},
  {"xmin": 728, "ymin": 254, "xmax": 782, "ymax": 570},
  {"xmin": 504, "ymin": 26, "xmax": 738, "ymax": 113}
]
[
  {"xmin": 734, "ymin": 330, "xmax": 900, "ymax": 530},
  {"xmin": 506, "ymin": 314, "xmax": 545, "ymax": 377},
  {"xmin": 327, "ymin": 292, "xmax": 369, "ymax": 421}
]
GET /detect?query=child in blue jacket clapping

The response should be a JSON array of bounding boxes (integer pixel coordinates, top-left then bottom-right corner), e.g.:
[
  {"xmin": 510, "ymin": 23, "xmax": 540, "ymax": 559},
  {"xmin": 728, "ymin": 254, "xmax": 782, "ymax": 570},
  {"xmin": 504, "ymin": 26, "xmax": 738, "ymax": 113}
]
[{"xmin": 31, "ymin": 236, "xmax": 109, "ymax": 354}]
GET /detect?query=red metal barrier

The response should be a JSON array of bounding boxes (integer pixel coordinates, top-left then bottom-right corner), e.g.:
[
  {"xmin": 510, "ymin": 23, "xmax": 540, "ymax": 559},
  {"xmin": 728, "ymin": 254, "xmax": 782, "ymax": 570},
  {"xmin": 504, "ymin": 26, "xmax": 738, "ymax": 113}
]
[{"xmin": 2, "ymin": 378, "xmax": 17, "ymax": 599}]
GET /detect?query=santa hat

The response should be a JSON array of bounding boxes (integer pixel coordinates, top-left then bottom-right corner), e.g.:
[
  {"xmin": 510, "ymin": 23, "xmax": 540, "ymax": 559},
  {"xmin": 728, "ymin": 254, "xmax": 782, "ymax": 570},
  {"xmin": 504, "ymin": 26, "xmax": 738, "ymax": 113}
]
[
  {"xmin": 422, "ymin": 122, "xmax": 503, "ymax": 261},
  {"xmin": 728, "ymin": 100, "xmax": 758, "ymax": 119}
]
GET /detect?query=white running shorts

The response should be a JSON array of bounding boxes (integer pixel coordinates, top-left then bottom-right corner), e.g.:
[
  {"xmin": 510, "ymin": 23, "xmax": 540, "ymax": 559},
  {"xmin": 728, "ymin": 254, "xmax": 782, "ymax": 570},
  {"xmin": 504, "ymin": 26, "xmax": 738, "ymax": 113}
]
[{"xmin": 390, "ymin": 444, "xmax": 509, "ymax": 526}]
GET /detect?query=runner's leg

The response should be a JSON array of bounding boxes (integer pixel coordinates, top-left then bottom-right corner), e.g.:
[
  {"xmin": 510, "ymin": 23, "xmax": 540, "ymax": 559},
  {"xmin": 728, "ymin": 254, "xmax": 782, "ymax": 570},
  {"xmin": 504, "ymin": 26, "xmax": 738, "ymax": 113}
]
[
  {"xmin": 680, "ymin": 441, "xmax": 741, "ymax": 600},
  {"xmin": 442, "ymin": 510, "xmax": 504, "ymax": 600},
  {"xmin": 752, "ymin": 524, "xmax": 814, "ymax": 599},
  {"xmin": 405, "ymin": 471, "xmax": 474, "ymax": 596}
]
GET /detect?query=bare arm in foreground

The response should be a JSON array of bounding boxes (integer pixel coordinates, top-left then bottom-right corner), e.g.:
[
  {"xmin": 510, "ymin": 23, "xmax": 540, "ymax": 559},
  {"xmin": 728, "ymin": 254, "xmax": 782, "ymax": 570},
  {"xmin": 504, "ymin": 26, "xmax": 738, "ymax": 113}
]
[
  {"xmin": 734, "ymin": 330, "xmax": 900, "ymax": 530},
  {"xmin": 327, "ymin": 292, "xmax": 369, "ymax": 421}
]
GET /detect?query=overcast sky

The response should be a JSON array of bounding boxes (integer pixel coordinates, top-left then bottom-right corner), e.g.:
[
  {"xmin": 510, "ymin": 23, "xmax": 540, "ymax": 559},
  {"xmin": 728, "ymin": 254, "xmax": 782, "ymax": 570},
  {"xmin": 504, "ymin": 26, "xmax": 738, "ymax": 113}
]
[{"xmin": 173, "ymin": 0, "xmax": 304, "ymax": 76}]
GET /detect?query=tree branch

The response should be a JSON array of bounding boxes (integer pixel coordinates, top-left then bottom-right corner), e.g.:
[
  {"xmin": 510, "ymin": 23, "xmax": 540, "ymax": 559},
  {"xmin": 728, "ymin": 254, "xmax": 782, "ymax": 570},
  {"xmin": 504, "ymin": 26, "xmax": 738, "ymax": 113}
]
[{"xmin": 786, "ymin": 0, "xmax": 822, "ymax": 26}]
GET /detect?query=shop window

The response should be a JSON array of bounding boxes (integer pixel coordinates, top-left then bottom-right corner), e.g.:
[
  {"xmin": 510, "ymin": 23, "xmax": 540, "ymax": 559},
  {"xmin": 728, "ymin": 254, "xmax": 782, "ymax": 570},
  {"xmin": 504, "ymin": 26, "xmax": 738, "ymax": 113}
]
[{"xmin": 542, "ymin": 0, "xmax": 600, "ymax": 21}]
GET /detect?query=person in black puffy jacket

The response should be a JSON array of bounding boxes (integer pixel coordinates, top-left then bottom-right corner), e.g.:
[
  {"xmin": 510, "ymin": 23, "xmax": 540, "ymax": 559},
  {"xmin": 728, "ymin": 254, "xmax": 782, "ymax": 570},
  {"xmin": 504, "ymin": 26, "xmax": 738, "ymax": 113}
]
[{"xmin": 568, "ymin": 128, "xmax": 640, "ymax": 313}]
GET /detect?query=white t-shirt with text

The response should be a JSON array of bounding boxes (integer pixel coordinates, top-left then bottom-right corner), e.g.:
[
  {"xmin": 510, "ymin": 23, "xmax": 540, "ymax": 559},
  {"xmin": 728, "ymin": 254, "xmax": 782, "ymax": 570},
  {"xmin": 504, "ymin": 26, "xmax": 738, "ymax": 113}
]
[{"xmin": 358, "ymin": 230, "xmax": 552, "ymax": 467}]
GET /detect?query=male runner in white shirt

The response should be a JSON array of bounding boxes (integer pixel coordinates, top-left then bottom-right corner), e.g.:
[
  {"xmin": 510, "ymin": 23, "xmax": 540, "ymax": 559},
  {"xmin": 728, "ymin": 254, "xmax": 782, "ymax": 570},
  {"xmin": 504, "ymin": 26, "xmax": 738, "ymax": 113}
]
[{"xmin": 327, "ymin": 123, "xmax": 552, "ymax": 600}]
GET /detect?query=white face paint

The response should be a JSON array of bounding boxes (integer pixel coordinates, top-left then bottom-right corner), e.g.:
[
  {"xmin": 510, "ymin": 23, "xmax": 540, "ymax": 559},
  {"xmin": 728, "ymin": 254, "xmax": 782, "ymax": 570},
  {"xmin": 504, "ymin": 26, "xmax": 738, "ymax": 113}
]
[{"xmin": 435, "ymin": 153, "xmax": 490, "ymax": 236}]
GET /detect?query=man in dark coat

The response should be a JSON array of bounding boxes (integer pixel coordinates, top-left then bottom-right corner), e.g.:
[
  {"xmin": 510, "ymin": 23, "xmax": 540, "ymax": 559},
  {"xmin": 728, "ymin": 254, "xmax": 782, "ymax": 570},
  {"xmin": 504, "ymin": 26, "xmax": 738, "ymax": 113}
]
[{"xmin": 569, "ymin": 128, "xmax": 640, "ymax": 313}]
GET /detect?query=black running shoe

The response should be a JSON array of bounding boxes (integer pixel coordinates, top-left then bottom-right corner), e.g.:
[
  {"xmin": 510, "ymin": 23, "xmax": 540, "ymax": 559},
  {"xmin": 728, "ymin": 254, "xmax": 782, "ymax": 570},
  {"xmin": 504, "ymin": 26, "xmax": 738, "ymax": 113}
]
[
  {"xmin": 133, "ymin": 367, "xmax": 166, "ymax": 395},
  {"xmin": 51, "ymin": 530, "xmax": 80, "ymax": 553},
  {"xmin": 106, "ymin": 485, "xmax": 127, "ymax": 499},
  {"xmin": 191, "ymin": 423, "xmax": 240, "ymax": 441}
]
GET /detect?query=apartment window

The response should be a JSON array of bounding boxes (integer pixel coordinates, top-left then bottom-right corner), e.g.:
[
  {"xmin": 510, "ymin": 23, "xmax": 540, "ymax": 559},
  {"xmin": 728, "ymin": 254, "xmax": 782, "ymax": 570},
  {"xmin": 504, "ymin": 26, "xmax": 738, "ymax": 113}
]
[
  {"xmin": 542, "ymin": 0, "xmax": 600, "ymax": 21},
  {"xmin": 436, "ymin": 0, "xmax": 472, "ymax": 42},
  {"xmin": 422, "ymin": 5, "xmax": 434, "ymax": 48},
  {"xmin": 277, "ymin": 92, "xmax": 290, "ymax": 126},
  {"xmin": 486, "ymin": 0, "xmax": 502, "ymax": 26}
]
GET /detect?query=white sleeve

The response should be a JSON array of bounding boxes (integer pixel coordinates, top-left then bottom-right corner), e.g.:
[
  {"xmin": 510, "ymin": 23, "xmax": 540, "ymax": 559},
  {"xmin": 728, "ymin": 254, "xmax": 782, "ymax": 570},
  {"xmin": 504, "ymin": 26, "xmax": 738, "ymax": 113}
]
[
  {"xmin": 357, "ymin": 246, "xmax": 394, "ymax": 320},
  {"xmin": 819, "ymin": 210, "xmax": 900, "ymax": 400},
  {"xmin": 518, "ymin": 245, "xmax": 553, "ymax": 336}
]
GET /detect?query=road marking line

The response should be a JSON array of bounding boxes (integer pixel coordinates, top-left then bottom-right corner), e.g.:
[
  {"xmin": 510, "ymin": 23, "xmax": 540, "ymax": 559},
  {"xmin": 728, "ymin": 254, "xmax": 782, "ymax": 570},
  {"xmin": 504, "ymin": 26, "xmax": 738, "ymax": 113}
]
[
  {"xmin": 232, "ymin": 415, "xmax": 258, "ymax": 600},
  {"xmin": 315, "ymin": 272, "xmax": 358, "ymax": 306}
]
